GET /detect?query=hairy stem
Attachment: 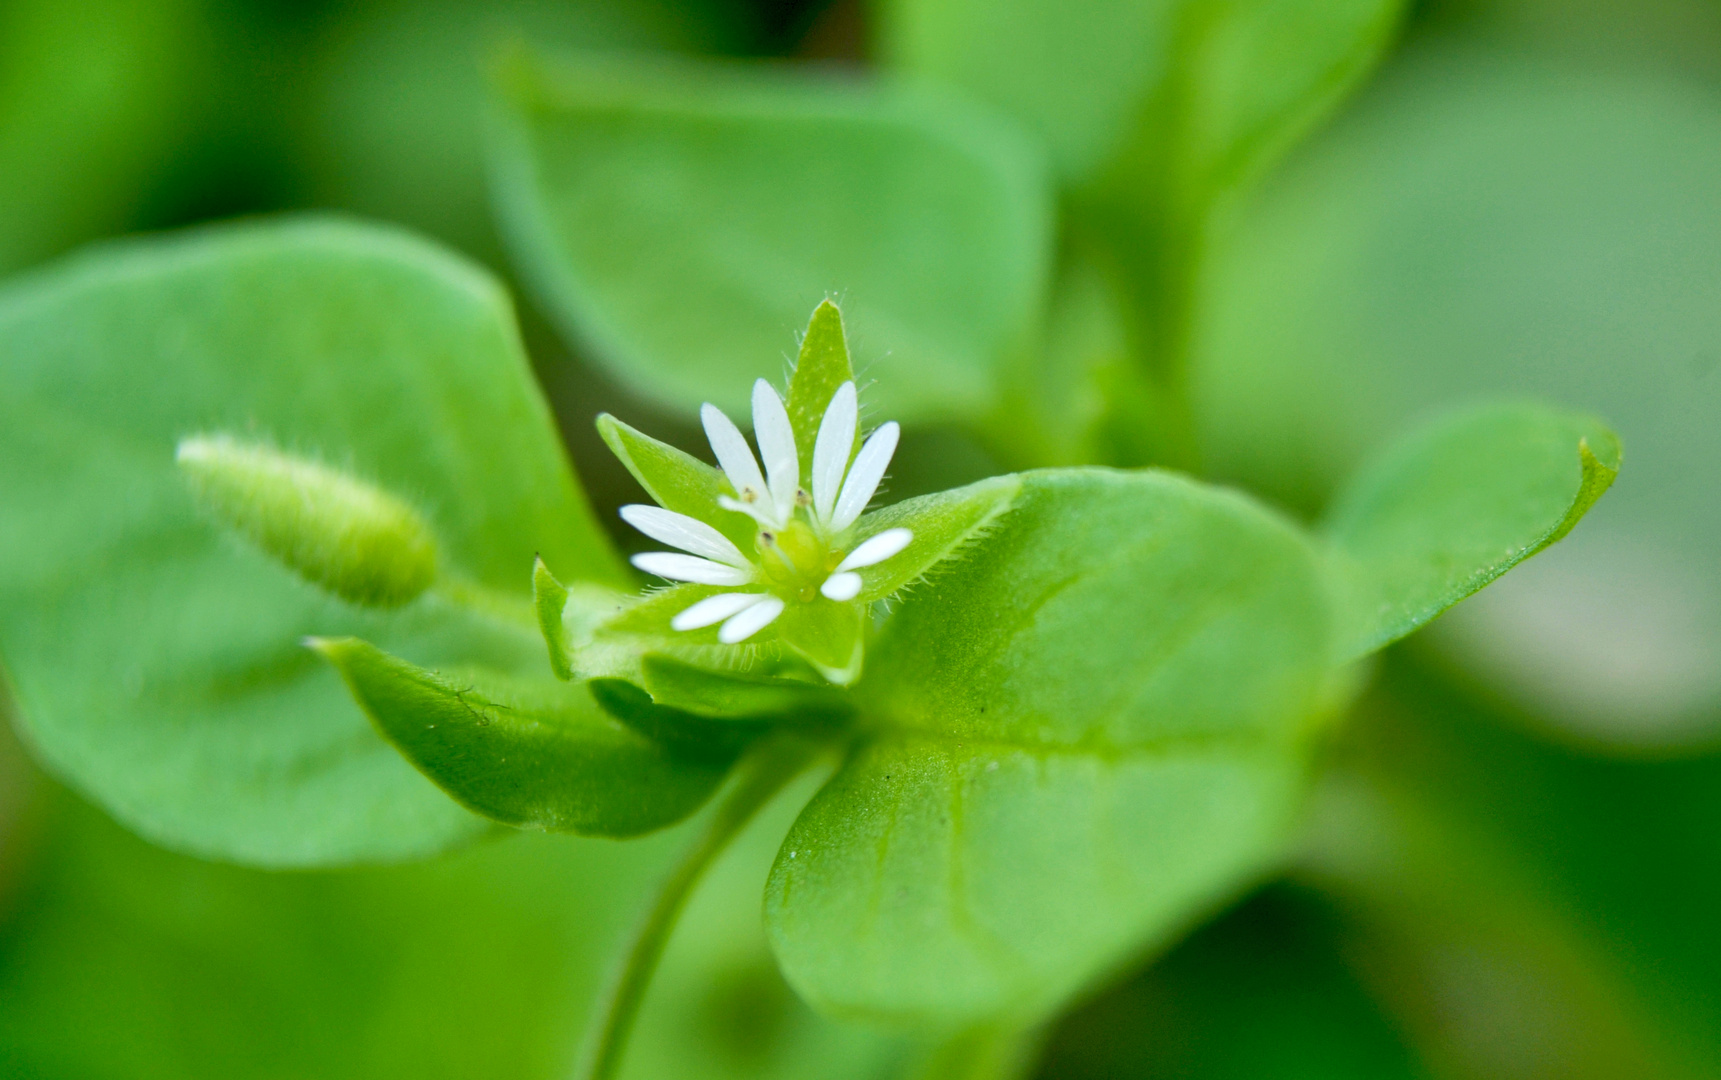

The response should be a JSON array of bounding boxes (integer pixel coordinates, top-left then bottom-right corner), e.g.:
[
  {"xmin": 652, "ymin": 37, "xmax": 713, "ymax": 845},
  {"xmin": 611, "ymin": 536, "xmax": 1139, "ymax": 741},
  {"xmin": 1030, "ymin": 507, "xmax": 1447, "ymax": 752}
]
[{"xmin": 573, "ymin": 734, "xmax": 818, "ymax": 1080}]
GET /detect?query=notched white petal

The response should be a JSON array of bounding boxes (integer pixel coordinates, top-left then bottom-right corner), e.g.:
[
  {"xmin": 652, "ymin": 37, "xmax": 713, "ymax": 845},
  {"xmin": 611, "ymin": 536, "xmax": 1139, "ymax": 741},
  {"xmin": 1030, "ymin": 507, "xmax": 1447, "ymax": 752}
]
[
  {"xmin": 812, "ymin": 381, "xmax": 857, "ymax": 525},
  {"xmin": 672, "ymin": 591, "xmax": 767, "ymax": 631},
  {"xmin": 752, "ymin": 379, "xmax": 799, "ymax": 520},
  {"xmin": 718, "ymin": 595, "xmax": 784, "ymax": 643},
  {"xmin": 832, "ymin": 421, "xmax": 900, "ymax": 532},
  {"xmin": 631, "ymin": 552, "xmax": 753, "ymax": 587},
  {"xmin": 819, "ymin": 571, "xmax": 862, "ymax": 601},
  {"xmin": 837, "ymin": 527, "xmax": 912, "ymax": 571},
  {"xmin": 620, "ymin": 505, "xmax": 748, "ymax": 568},
  {"xmin": 702, "ymin": 403, "xmax": 767, "ymax": 503}
]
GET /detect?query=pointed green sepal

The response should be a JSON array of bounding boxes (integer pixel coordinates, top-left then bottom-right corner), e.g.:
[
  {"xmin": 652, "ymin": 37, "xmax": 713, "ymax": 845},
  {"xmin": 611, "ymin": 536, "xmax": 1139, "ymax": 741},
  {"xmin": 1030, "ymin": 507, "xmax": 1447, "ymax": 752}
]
[
  {"xmin": 849, "ymin": 474, "xmax": 1020, "ymax": 602},
  {"xmin": 777, "ymin": 599, "xmax": 865, "ymax": 686},
  {"xmin": 786, "ymin": 299, "xmax": 859, "ymax": 481},
  {"xmin": 311, "ymin": 636, "xmax": 735, "ymax": 836},
  {"xmin": 176, "ymin": 434, "xmax": 438, "ymax": 608},
  {"xmin": 532, "ymin": 556, "xmax": 574, "ymax": 680},
  {"xmin": 596, "ymin": 412, "xmax": 753, "ymax": 547},
  {"xmin": 639, "ymin": 654, "xmax": 853, "ymax": 724},
  {"xmin": 587, "ymin": 677, "xmax": 759, "ymax": 760}
]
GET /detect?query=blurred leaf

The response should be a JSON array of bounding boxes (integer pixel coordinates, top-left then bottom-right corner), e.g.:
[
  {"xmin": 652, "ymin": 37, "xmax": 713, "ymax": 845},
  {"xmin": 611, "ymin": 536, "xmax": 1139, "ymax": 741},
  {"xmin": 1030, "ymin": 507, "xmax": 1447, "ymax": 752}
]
[
  {"xmin": 0, "ymin": 786, "xmax": 674, "ymax": 1080},
  {"xmin": 1297, "ymin": 655, "xmax": 1721, "ymax": 1078},
  {"xmin": 315, "ymin": 638, "xmax": 735, "ymax": 836},
  {"xmin": 0, "ymin": 217, "xmax": 621, "ymax": 866},
  {"xmin": 298, "ymin": 0, "xmax": 751, "ymax": 261},
  {"xmin": 1197, "ymin": 40, "xmax": 1721, "ymax": 746},
  {"xmin": 488, "ymin": 46, "xmax": 1053, "ymax": 425},
  {"xmin": 882, "ymin": 0, "xmax": 1404, "ymax": 197},
  {"xmin": 766, "ymin": 469, "xmax": 1334, "ymax": 1025},
  {"xmin": 1035, "ymin": 884, "xmax": 1429, "ymax": 1080},
  {"xmin": 1326, "ymin": 402, "xmax": 1620, "ymax": 660},
  {"xmin": 0, "ymin": 0, "xmax": 214, "ymax": 274}
]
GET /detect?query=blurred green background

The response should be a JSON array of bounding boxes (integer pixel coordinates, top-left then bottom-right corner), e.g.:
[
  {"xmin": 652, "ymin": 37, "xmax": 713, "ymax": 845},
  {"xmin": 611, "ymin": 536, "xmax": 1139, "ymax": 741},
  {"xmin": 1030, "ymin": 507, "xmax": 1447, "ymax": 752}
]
[{"xmin": 2, "ymin": 0, "xmax": 1719, "ymax": 1076}]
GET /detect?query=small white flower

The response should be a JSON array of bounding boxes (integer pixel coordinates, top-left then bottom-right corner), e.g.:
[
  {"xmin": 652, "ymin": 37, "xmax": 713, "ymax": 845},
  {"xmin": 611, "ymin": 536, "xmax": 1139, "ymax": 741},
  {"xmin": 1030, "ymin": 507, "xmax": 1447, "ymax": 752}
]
[{"xmin": 624, "ymin": 379, "xmax": 911, "ymax": 642}]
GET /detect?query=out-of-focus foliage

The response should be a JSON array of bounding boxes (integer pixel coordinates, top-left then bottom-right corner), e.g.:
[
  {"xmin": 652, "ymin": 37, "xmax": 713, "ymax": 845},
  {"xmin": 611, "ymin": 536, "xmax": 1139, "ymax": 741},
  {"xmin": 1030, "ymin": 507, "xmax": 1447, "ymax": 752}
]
[
  {"xmin": 0, "ymin": 218, "xmax": 618, "ymax": 866},
  {"xmin": 1300, "ymin": 654, "xmax": 1721, "ymax": 1079},
  {"xmin": 489, "ymin": 47, "xmax": 1053, "ymax": 425},
  {"xmin": 0, "ymin": 0, "xmax": 215, "ymax": 275},
  {"xmin": 1199, "ymin": 0, "xmax": 1721, "ymax": 748},
  {"xmin": 0, "ymin": 0, "xmax": 1714, "ymax": 1077},
  {"xmin": 0, "ymin": 764, "xmax": 921, "ymax": 1080}
]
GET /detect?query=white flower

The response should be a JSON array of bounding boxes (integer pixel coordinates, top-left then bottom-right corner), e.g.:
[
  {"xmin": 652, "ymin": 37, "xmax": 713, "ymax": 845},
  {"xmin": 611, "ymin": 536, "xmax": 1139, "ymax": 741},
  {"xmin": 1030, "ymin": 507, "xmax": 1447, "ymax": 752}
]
[{"xmin": 622, "ymin": 378, "xmax": 911, "ymax": 643}]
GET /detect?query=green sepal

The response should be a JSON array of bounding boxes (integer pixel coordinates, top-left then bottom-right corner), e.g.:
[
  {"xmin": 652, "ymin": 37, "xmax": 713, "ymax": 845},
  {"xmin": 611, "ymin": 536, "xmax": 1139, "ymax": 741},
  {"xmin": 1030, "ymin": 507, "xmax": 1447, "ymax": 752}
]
[
  {"xmin": 639, "ymin": 654, "xmax": 853, "ymax": 724},
  {"xmin": 532, "ymin": 556, "xmax": 573, "ymax": 680},
  {"xmin": 596, "ymin": 412, "xmax": 754, "ymax": 548},
  {"xmin": 850, "ymin": 474, "xmax": 1021, "ymax": 602},
  {"xmin": 176, "ymin": 434, "xmax": 439, "ymax": 608},
  {"xmin": 587, "ymin": 677, "xmax": 760, "ymax": 760},
  {"xmin": 312, "ymin": 636, "xmax": 733, "ymax": 837},
  {"xmin": 776, "ymin": 599, "xmax": 865, "ymax": 686},
  {"xmin": 600, "ymin": 584, "xmax": 783, "ymax": 649},
  {"xmin": 1324, "ymin": 401, "xmax": 1622, "ymax": 660},
  {"xmin": 786, "ymin": 299, "xmax": 859, "ymax": 484}
]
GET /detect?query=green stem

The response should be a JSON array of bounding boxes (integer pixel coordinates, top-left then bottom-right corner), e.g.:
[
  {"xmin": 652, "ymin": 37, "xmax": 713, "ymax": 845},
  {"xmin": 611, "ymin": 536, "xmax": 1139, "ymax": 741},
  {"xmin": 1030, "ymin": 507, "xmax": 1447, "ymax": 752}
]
[{"xmin": 572, "ymin": 734, "xmax": 818, "ymax": 1080}]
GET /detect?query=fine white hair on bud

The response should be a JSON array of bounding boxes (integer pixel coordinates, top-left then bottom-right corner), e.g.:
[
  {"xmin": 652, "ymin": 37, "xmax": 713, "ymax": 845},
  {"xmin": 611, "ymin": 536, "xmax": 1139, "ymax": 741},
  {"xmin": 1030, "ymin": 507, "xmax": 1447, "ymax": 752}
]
[{"xmin": 175, "ymin": 433, "xmax": 437, "ymax": 608}]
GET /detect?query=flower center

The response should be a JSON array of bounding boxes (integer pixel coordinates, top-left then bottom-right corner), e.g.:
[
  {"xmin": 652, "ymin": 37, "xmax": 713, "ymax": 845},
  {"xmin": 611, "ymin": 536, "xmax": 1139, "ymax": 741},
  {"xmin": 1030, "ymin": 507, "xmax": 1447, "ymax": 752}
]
[{"xmin": 756, "ymin": 519, "xmax": 843, "ymax": 602}]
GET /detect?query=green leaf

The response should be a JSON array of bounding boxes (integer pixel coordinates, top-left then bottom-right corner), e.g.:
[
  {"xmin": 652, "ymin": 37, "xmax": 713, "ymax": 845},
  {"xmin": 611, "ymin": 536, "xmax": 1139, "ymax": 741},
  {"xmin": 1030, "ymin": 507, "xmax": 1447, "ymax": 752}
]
[
  {"xmin": 176, "ymin": 434, "xmax": 440, "ymax": 609},
  {"xmin": 849, "ymin": 474, "xmax": 1020, "ymax": 602},
  {"xmin": 1325, "ymin": 402, "xmax": 1621, "ymax": 661},
  {"xmin": 765, "ymin": 468, "xmax": 1335, "ymax": 1025},
  {"xmin": 1197, "ymin": 54, "xmax": 1721, "ymax": 746},
  {"xmin": 0, "ymin": 217, "xmax": 623, "ymax": 866},
  {"xmin": 488, "ymin": 46, "xmax": 1053, "ymax": 425},
  {"xmin": 785, "ymin": 298, "xmax": 858, "ymax": 481},
  {"xmin": 882, "ymin": 0, "xmax": 1404, "ymax": 199},
  {"xmin": 0, "ymin": 0, "xmax": 215, "ymax": 274},
  {"xmin": 315, "ymin": 637, "xmax": 732, "ymax": 837}
]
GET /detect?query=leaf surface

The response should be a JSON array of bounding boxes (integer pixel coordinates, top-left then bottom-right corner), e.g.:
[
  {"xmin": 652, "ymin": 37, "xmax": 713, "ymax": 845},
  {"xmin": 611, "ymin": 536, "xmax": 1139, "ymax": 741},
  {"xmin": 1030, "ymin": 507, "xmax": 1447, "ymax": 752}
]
[
  {"xmin": 0, "ymin": 217, "xmax": 621, "ymax": 865},
  {"xmin": 488, "ymin": 47, "xmax": 1052, "ymax": 424},
  {"xmin": 765, "ymin": 468, "xmax": 1334, "ymax": 1024},
  {"xmin": 316, "ymin": 638, "xmax": 732, "ymax": 835},
  {"xmin": 1325, "ymin": 402, "xmax": 1620, "ymax": 660}
]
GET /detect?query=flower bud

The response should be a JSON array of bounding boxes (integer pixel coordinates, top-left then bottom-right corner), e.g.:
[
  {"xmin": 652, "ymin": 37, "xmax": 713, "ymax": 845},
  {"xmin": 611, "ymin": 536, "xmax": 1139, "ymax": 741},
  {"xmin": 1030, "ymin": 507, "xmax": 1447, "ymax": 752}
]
[{"xmin": 176, "ymin": 434, "xmax": 437, "ymax": 607}]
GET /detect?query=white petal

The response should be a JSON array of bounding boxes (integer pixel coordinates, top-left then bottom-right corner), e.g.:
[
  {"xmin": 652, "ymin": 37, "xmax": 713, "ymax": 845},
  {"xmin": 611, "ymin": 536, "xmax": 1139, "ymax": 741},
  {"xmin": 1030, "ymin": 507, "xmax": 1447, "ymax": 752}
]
[
  {"xmin": 702, "ymin": 403, "xmax": 767, "ymax": 506},
  {"xmin": 620, "ymin": 505, "xmax": 749, "ymax": 568},
  {"xmin": 819, "ymin": 571, "xmax": 862, "ymax": 601},
  {"xmin": 718, "ymin": 595, "xmax": 784, "ymax": 643},
  {"xmin": 671, "ymin": 592, "xmax": 767, "ymax": 631},
  {"xmin": 751, "ymin": 379, "xmax": 799, "ymax": 520},
  {"xmin": 631, "ymin": 552, "xmax": 753, "ymax": 586},
  {"xmin": 831, "ymin": 421, "xmax": 900, "ymax": 532},
  {"xmin": 836, "ymin": 527, "xmax": 913, "ymax": 571},
  {"xmin": 812, "ymin": 381, "xmax": 857, "ymax": 526}
]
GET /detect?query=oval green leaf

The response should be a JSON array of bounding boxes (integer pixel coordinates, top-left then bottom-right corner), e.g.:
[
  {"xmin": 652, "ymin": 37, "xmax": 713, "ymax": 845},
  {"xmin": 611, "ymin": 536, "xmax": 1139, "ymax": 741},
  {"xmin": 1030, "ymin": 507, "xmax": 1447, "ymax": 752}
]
[
  {"xmin": 315, "ymin": 638, "xmax": 732, "ymax": 836},
  {"xmin": 765, "ymin": 468, "xmax": 1335, "ymax": 1025},
  {"xmin": 1325, "ymin": 401, "xmax": 1621, "ymax": 661},
  {"xmin": 0, "ymin": 217, "xmax": 622, "ymax": 866},
  {"xmin": 487, "ymin": 46, "xmax": 1053, "ymax": 424}
]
